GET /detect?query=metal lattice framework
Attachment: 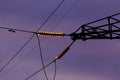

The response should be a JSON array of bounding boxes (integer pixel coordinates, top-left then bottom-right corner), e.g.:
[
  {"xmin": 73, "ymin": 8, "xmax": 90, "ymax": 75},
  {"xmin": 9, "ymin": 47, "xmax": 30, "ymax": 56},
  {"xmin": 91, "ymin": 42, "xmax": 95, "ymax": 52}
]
[{"xmin": 70, "ymin": 13, "xmax": 120, "ymax": 41}]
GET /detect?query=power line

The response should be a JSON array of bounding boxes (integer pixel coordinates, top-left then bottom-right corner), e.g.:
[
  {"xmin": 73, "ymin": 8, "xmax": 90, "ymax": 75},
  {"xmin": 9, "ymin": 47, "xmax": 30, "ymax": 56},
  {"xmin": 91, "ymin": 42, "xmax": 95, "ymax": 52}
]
[
  {"xmin": 0, "ymin": 27, "xmax": 36, "ymax": 34},
  {"xmin": 25, "ymin": 40, "xmax": 75, "ymax": 80},
  {"xmin": 53, "ymin": 61, "xmax": 57, "ymax": 80},
  {"xmin": 0, "ymin": 35, "xmax": 34, "ymax": 73},
  {"xmin": 25, "ymin": 59, "xmax": 56, "ymax": 80},
  {"xmin": 51, "ymin": 0, "xmax": 80, "ymax": 32},
  {"xmin": 0, "ymin": 45, "xmax": 37, "ymax": 79},
  {"xmin": 36, "ymin": 0, "xmax": 64, "ymax": 31},
  {"xmin": 36, "ymin": 38, "xmax": 57, "ymax": 80},
  {"xmin": 0, "ymin": 0, "xmax": 65, "ymax": 73},
  {"xmin": 36, "ymin": 34, "xmax": 49, "ymax": 80},
  {"xmin": 25, "ymin": 59, "xmax": 57, "ymax": 80},
  {"xmin": 24, "ymin": 12, "xmax": 120, "ymax": 80}
]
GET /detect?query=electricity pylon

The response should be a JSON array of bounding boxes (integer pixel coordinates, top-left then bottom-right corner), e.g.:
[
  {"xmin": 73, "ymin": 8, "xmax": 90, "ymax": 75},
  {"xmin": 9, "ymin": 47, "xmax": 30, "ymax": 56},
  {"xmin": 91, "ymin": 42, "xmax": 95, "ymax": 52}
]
[
  {"xmin": 70, "ymin": 13, "xmax": 120, "ymax": 41},
  {"xmin": 3, "ymin": 13, "xmax": 119, "ymax": 79},
  {"xmin": 38, "ymin": 13, "xmax": 120, "ymax": 41},
  {"xmin": 1, "ymin": 13, "xmax": 120, "ymax": 60},
  {"xmin": 37, "ymin": 13, "xmax": 120, "ymax": 60},
  {"xmin": 7, "ymin": 13, "xmax": 119, "ymax": 60}
]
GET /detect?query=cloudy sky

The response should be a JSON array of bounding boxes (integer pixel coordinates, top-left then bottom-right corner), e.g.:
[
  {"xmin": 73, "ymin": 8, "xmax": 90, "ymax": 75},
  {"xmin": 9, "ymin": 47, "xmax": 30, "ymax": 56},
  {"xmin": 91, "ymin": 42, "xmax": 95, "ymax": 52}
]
[{"xmin": 0, "ymin": 0, "xmax": 120, "ymax": 80}]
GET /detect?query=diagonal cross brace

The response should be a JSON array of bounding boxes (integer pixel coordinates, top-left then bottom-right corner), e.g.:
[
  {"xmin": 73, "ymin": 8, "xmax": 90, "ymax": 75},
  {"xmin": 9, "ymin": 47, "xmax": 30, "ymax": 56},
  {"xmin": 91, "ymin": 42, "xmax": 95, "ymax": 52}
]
[{"xmin": 70, "ymin": 13, "xmax": 120, "ymax": 41}]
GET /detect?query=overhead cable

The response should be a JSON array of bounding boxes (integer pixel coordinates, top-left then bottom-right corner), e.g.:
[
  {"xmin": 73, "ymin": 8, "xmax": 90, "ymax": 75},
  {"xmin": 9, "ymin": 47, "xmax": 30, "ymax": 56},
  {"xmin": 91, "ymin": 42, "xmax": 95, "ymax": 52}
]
[
  {"xmin": 53, "ymin": 61, "xmax": 57, "ymax": 80},
  {"xmin": 25, "ymin": 40, "xmax": 75, "ymax": 80},
  {"xmin": 0, "ymin": 0, "xmax": 64, "ymax": 73},
  {"xmin": 0, "ymin": 35, "xmax": 34, "ymax": 73},
  {"xmin": 36, "ymin": 34, "xmax": 49, "ymax": 80},
  {"xmin": 51, "ymin": 0, "xmax": 80, "ymax": 32},
  {"xmin": 25, "ymin": 59, "xmax": 56, "ymax": 80}
]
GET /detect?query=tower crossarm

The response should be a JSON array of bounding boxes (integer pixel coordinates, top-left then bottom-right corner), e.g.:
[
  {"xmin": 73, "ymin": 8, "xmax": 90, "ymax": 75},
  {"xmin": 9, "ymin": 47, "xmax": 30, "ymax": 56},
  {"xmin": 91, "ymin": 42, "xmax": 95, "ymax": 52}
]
[{"xmin": 70, "ymin": 13, "xmax": 120, "ymax": 41}]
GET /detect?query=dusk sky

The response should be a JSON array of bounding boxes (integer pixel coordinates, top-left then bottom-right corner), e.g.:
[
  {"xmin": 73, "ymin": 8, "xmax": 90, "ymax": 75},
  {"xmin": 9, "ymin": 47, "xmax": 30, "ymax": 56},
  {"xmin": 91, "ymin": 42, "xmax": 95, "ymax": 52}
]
[{"xmin": 0, "ymin": 0, "xmax": 120, "ymax": 80}]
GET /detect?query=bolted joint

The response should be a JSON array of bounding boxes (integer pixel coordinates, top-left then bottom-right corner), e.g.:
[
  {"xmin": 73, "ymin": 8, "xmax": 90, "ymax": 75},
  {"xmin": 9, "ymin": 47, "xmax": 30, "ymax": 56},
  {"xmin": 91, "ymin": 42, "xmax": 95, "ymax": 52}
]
[
  {"xmin": 70, "ymin": 32, "xmax": 78, "ymax": 41},
  {"xmin": 70, "ymin": 32, "xmax": 87, "ymax": 41}
]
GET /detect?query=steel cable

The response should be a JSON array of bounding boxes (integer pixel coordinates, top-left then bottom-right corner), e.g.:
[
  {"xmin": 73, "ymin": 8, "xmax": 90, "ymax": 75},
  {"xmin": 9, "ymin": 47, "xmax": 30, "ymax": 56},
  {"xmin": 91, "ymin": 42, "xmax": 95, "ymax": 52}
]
[
  {"xmin": 0, "ymin": 0, "xmax": 64, "ymax": 73},
  {"xmin": 36, "ymin": 34, "xmax": 49, "ymax": 80},
  {"xmin": 25, "ymin": 59, "xmax": 56, "ymax": 80}
]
